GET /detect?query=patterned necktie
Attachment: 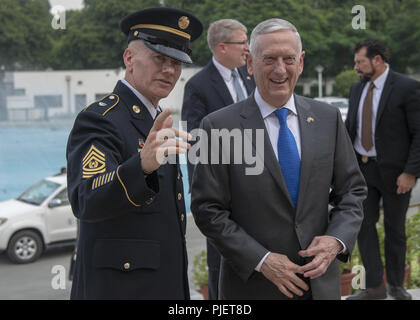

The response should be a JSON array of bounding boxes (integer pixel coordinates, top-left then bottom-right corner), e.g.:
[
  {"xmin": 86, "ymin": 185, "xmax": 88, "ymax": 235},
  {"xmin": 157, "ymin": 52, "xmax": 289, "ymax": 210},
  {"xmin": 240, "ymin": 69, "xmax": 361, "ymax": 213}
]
[
  {"xmin": 362, "ymin": 82, "xmax": 375, "ymax": 151},
  {"xmin": 231, "ymin": 69, "xmax": 246, "ymax": 102},
  {"xmin": 155, "ymin": 107, "xmax": 161, "ymax": 120},
  {"xmin": 274, "ymin": 108, "xmax": 301, "ymax": 208}
]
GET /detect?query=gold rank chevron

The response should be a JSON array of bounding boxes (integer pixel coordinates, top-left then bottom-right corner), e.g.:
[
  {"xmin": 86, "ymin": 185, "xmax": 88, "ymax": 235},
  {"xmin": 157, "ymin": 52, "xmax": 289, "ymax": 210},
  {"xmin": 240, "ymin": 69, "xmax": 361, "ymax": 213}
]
[
  {"xmin": 82, "ymin": 145, "xmax": 106, "ymax": 178},
  {"xmin": 91, "ymin": 170, "xmax": 116, "ymax": 190}
]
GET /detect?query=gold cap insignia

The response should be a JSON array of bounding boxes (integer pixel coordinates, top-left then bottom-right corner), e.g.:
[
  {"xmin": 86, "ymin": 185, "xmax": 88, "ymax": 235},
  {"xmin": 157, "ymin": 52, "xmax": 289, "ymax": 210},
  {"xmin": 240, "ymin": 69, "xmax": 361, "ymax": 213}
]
[
  {"xmin": 306, "ymin": 117, "xmax": 315, "ymax": 123},
  {"xmin": 133, "ymin": 31, "xmax": 139, "ymax": 37},
  {"xmin": 82, "ymin": 145, "xmax": 106, "ymax": 178},
  {"xmin": 178, "ymin": 16, "xmax": 190, "ymax": 30},
  {"xmin": 132, "ymin": 105, "xmax": 141, "ymax": 114}
]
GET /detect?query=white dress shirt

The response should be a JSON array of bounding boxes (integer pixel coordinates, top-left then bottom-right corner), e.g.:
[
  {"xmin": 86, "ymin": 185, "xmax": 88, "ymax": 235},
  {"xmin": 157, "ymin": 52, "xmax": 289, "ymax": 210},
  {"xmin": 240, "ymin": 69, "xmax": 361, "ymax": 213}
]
[
  {"xmin": 354, "ymin": 65, "xmax": 390, "ymax": 156},
  {"xmin": 255, "ymin": 88, "xmax": 302, "ymax": 158},
  {"xmin": 121, "ymin": 79, "xmax": 161, "ymax": 119},
  {"xmin": 253, "ymin": 88, "xmax": 346, "ymax": 271},
  {"xmin": 212, "ymin": 56, "xmax": 248, "ymax": 103}
]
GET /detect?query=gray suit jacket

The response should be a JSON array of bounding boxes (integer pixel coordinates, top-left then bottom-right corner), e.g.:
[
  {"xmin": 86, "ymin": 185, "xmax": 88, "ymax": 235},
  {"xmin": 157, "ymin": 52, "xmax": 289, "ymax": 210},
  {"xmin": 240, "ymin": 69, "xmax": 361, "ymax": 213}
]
[{"xmin": 191, "ymin": 94, "xmax": 367, "ymax": 299}]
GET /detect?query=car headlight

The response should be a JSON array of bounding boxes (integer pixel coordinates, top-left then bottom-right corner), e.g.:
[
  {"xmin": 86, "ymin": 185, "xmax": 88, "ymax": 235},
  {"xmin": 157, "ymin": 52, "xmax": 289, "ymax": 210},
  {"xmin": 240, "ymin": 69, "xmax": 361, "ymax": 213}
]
[{"xmin": 0, "ymin": 218, "xmax": 8, "ymax": 226}]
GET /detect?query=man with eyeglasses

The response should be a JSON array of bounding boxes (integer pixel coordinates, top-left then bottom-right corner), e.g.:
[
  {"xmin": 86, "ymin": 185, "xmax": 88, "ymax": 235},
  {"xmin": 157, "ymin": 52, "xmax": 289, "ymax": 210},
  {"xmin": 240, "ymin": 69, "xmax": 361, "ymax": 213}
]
[{"xmin": 182, "ymin": 18, "xmax": 255, "ymax": 300}]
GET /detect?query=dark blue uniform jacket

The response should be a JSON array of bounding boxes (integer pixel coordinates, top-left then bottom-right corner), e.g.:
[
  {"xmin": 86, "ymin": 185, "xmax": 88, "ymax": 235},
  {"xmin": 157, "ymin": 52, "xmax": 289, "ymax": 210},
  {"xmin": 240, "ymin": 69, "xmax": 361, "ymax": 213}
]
[{"xmin": 66, "ymin": 80, "xmax": 188, "ymax": 299}]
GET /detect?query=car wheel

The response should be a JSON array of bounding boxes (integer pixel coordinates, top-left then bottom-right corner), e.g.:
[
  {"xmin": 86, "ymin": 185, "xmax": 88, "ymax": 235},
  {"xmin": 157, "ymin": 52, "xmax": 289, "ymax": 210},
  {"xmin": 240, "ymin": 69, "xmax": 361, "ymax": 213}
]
[{"xmin": 7, "ymin": 230, "xmax": 43, "ymax": 264}]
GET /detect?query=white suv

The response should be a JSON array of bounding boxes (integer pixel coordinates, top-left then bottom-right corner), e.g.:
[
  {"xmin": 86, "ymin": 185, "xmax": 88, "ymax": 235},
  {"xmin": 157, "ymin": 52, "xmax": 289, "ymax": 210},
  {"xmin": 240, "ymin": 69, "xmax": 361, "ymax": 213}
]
[{"xmin": 0, "ymin": 174, "xmax": 77, "ymax": 263}]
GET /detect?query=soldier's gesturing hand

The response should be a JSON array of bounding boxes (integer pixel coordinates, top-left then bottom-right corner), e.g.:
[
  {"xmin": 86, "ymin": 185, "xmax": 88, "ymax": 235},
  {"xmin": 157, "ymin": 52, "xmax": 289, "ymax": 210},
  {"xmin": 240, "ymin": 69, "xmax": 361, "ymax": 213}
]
[{"xmin": 140, "ymin": 109, "xmax": 191, "ymax": 174}]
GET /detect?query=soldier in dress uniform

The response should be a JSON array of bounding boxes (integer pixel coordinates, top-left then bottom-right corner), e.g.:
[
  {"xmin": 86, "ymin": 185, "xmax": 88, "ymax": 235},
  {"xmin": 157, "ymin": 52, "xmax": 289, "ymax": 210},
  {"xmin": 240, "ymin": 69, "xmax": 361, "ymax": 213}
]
[{"xmin": 66, "ymin": 7, "xmax": 202, "ymax": 299}]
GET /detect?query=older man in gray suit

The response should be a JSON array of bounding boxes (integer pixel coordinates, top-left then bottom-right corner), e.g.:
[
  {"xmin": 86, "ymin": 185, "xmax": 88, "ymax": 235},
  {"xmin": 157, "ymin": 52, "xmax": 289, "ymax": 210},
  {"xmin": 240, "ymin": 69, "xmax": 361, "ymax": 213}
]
[{"xmin": 190, "ymin": 18, "xmax": 367, "ymax": 300}]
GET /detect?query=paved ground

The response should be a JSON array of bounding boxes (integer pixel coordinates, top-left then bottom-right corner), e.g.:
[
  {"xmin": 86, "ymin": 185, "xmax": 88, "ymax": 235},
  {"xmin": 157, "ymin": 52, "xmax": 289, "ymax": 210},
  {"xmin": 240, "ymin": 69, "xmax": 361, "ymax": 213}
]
[
  {"xmin": 0, "ymin": 213, "xmax": 206, "ymax": 300},
  {"xmin": 0, "ymin": 213, "xmax": 418, "ymax": 300}
]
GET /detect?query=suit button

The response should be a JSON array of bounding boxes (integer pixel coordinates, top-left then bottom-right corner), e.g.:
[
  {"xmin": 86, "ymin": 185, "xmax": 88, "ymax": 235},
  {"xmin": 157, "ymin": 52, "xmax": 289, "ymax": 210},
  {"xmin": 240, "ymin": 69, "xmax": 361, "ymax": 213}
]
[
  {"xmin": 177, "ymin": 172, "xmax": 181, "ymax": 180},
  {"xmin": 178, "ymin": 193, "xmax": 182, "ymax": 201},
  {"xmin": 181, "ymin": 214, "xmax": 185, "ymax": 222},
  {"xmin": 123, "ymin": 262, "xmax": 130, "ymax": 270}
]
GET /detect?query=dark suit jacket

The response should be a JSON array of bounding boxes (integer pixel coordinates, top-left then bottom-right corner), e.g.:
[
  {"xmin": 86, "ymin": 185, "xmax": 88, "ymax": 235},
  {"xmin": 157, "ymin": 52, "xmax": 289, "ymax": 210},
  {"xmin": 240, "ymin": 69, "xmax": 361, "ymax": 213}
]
[
  {"xmin": 345, "ymin": 70, "xmax": 420, "ymax": 191},
  {"xmin": 191, "ymin": 94, "xmax": 367, "ymax": 299},
  {"xmin": 67, "ymin": 81, "xmax": 188, "ymax": 299},
  {"xmin": 182, "ymin": 60, "xmax": 255, "ymax": 186}
]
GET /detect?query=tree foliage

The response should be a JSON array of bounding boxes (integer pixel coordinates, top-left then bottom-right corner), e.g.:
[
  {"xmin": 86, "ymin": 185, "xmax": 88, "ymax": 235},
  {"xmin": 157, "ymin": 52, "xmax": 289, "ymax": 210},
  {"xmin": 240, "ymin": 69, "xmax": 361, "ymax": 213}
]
[
  {"xmin": 333, "ymin": 70, "xmax": 359, "ymax": 97},
  {"xmin": 0, "ymin": 0, "xmax": 419, "ymax": 77}
]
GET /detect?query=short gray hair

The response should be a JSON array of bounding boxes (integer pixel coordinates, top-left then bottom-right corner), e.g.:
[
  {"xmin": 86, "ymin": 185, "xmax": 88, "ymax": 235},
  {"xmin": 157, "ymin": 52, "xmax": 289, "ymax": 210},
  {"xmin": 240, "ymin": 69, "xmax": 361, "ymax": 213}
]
[
  {"xmin": 207, "ymin": 19, "xmax": 247, "ymax": 53},
  {"xmin": 249, "ymin": 18, "xmax": 302, "ymax": 57}
]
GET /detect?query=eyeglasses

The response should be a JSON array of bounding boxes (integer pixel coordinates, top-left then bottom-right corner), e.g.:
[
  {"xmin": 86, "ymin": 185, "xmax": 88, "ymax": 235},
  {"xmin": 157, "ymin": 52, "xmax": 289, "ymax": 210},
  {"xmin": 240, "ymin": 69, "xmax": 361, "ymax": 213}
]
[{"xmin": 223, "ymin": 40, "xmax": 249, "ymax": 45}]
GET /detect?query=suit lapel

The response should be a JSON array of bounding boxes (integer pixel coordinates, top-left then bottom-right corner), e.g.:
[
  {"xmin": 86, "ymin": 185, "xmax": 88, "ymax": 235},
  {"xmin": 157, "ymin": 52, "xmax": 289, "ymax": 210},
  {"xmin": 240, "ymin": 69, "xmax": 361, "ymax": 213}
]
[
  {"xmin": 238, "ymin": 65, "xmax": 255, "ymax": 95},
  {"xmin": 209, "ymin": 62, "xmax": 234, "ymax": 106},
  {"xmin": 294, "ymin": 95, "xmax": 317, "ymax": 217},
  {"xmin": 240, "ymin": 96, "xmax": 292, "ymax": 207},
  {"xmin": 114, "ymin": 81, "xmax": 155, "ymax": 137},
  {"xmin": 349, "ymin": 82, "xmax": 365, "ymax": 126},
  {"xmin": 375, "ymin": 70, "xmax": 394, "ymax": 127}
]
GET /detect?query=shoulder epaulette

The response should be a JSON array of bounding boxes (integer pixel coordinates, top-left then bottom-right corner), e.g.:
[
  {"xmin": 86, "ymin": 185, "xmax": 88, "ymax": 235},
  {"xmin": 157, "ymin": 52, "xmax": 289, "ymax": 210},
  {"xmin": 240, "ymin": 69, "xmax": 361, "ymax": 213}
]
[{"xmin": 83, "ymin": 94, "xmax": 120, "ymax": 116}]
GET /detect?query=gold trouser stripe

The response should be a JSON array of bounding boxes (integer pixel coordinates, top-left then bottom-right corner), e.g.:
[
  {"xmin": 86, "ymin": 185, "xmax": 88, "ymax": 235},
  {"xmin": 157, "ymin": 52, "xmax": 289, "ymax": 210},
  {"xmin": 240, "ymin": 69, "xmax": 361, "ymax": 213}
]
[
  {"xmin": 130, "ymin": 24, "xmax": 191, "ymax": 40},
  {"xmin": 116, "ymin": 166, "xmax": 141, "ymax": 207}
]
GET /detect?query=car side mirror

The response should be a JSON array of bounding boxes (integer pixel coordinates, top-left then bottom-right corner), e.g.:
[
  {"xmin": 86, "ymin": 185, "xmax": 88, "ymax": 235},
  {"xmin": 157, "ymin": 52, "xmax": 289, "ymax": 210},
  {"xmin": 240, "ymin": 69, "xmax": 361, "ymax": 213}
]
[{"xmin": 48, "ymin": 198, "xmax": 62, "ymax": 208}]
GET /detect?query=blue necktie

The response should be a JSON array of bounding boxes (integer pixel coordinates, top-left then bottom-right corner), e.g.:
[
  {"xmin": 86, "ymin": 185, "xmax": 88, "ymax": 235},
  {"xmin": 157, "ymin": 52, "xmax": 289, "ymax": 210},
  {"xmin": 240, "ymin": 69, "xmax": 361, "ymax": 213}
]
[{"xmin": 274, "ymin": 108, "xmax": 300, "ymax": 208}]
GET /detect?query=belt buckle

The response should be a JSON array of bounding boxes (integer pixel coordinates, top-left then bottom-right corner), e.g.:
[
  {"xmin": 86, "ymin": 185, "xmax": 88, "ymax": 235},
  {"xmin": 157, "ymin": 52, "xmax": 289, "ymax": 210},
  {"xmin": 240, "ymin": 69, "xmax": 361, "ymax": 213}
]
[{"xmin": 361, "ymin": 155, "xmax": 369, "ymax": 163}]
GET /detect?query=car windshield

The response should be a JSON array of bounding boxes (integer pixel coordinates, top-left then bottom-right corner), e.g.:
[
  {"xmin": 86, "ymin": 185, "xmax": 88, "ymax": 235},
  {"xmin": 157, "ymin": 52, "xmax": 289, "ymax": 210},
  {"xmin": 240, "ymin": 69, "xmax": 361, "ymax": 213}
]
[
  {"xmin": 330, "ymin": 101, "xmax": 348, "ymax": 109},
  {"xmin": 17, "ymin": 180, "xmax": 60, "ymax": 206}
]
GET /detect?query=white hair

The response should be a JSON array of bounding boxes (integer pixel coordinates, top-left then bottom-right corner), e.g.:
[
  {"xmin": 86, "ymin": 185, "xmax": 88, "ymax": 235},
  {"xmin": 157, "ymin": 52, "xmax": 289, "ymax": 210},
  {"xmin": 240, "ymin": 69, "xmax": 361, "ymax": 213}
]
[{"xmin": 249, "ymin": 18, "xmax": 302, "ymax": 57}]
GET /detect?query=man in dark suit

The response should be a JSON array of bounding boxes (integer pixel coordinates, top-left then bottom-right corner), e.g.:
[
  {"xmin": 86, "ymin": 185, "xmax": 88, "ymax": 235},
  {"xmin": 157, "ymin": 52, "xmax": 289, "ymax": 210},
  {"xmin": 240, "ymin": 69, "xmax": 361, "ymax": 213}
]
[
  {"xmin": 182, "ymin": 18, "xmax": 255, "ymax": 300},
  {"xmin": 66, "ymin": 8, "xmax": 202, "ymax": 299},
  {"xmin": 191, "ymin": 18, "xmax": 367, "ymax": 299},
  {"xmin": 346, "ymin": 40, "xmax": 420, "ymax": 300}
]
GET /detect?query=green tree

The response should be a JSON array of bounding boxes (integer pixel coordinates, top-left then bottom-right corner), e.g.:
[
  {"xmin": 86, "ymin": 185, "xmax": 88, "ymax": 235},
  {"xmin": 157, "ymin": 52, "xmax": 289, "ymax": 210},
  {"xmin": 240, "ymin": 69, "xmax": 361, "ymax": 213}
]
[
  {"xmin": 49, "ymin": 0, "xmax": 161, "ymax": 69},
  {"xmin": 333, "ymin": 69, "xmax": 359, "ymax": 97},
  {"xmin": 0, "ymin": 0, "xmax": 52, "ymax": 70}
]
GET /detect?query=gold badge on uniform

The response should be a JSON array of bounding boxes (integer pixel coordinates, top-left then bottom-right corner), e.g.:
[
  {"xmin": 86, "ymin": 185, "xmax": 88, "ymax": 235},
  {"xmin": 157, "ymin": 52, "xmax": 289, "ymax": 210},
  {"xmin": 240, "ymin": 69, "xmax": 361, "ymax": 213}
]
[
  {"xmin": 137, "ymin": 139, "xmax": 145, "ymax": 153},
  {"xmin": 178, "ymin": 16, "xmax": 190, "ymax": 29},
  {"xmin": 82, "ymin": 145, "xmax": 106, "ymax": 178},
  {"xmin": 306, "ymin": 117, "xmax": 315, "ymax": 123},
  {"xmin": 132, "ymin": 105, "xmax": 141, "ymax": 114}
]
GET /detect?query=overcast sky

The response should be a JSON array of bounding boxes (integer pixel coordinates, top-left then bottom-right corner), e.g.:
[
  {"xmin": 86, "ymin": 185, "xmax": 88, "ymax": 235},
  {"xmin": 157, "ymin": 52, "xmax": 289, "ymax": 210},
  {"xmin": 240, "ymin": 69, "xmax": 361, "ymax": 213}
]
[{"xmin": 49, "ymin": 0, "xmax": 84, "ymax": 12}]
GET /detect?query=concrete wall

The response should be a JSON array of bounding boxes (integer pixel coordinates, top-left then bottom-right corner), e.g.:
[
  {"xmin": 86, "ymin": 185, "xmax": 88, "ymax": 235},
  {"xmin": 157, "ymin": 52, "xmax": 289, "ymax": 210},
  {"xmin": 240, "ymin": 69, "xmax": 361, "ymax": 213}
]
[{"xmin": 5, "ymin": 67, "xmax": 201, "ymax": 121}]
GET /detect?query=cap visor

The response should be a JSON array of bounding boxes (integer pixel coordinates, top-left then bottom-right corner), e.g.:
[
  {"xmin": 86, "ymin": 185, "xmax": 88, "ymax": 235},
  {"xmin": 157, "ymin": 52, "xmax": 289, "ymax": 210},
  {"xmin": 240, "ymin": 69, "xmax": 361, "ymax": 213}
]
[{"xmin": 144, "ymin": 42, "xmax": 192, "ymax": 64}]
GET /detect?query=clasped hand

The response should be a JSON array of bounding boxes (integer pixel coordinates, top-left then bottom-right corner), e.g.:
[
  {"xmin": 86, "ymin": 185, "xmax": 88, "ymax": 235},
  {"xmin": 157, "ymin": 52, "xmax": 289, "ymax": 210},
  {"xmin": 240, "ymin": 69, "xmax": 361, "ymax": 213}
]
[{"xmin": 261, "ymin": 235, "xmax": 343, "ymax": 298}]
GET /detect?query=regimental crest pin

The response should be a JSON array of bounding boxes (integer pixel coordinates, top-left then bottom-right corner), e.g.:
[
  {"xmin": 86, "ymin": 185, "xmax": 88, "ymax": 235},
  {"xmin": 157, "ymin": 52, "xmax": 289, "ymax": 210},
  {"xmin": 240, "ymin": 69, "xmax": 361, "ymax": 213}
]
[
  {"xmin": 306, "ymin": 117, "xmax": 315, "ymax": 123},
  {"xmin": 138, "ymin": 139, "xmax": 145, "ymax": 153}
]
